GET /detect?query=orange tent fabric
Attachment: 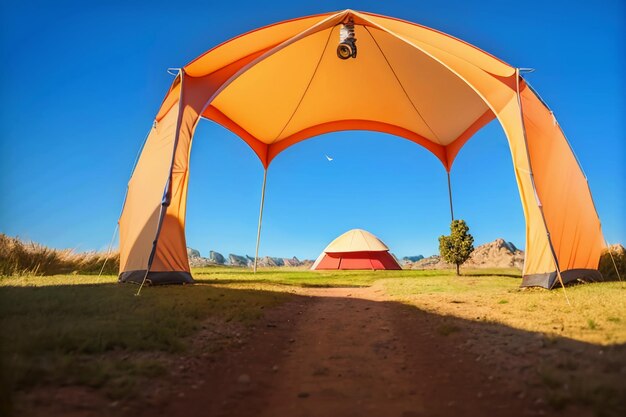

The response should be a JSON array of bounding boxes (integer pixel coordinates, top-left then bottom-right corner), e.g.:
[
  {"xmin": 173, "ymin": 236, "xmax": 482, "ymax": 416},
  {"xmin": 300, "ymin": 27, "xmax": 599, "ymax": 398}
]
[
  {"xmin": 311, "ymin": 229, "xmax": 402, "ymax": 270},
  {"xmin": 118, "ymin": 10, "xmax": 605, "ymax": 288}
]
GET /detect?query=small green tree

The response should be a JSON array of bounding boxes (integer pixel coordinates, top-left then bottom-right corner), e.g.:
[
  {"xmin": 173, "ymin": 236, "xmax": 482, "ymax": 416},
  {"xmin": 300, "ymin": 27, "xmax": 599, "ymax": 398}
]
[{"xmin": 439, "ymin": 220, "xmax": 474, "ymax": 276}]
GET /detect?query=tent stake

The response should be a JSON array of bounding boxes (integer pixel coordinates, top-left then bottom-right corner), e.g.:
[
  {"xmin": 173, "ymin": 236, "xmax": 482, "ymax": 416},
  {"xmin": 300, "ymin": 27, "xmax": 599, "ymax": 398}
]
[
  {"xmin": 135, "ymin": 269, "xmax": 150, "ymax": 297},
  {"xmin": 253, "ymin": 168, "xmax": 268, "ymax": 273},
  {"xmin": 553, "ymin": 264, "xmax": 571, "ymax": 306},
  {"xmin": 447, "ymin": 171, "xmax": 455, "ymax": 222}
]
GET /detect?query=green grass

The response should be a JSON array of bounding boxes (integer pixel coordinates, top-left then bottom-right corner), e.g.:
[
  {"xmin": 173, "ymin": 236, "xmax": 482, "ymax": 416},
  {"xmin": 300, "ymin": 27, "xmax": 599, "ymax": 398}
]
[
  {"xmin": 193, "ymin": 266, "xmax": 393, "ymax": 287},
  {"xmin": 0, "ymin": 274, "xmax": 287, "ymax": 401},
  {"xmin": 382, "ymin": 274, "xmax": 626, "ymax": 345},
  {"xmin": 377, "ymin": 272, "xmax": 625, "ymax": 416},
  {"xmin": 191, "ymin": 266, "xmax": 521, "ymax": 287},
  {"xmin": 195, "ymin": 267, "xmax": 625, "ymax": 344},
  {"xmin": 1, "ymin": 267, "xmax": 624, "ymax": 416}
]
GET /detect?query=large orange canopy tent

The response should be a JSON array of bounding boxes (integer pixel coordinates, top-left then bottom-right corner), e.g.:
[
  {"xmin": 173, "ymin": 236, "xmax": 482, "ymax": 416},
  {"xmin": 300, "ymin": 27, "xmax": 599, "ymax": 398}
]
[{"xmin": 118, "ymin": 9, "xmax": 605, "ymax": 289}]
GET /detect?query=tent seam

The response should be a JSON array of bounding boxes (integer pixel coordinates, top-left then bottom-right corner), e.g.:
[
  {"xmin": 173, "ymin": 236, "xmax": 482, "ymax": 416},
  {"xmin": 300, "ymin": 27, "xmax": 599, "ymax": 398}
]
[
  {"xmin": 515, "ymin": 71, "xmax": 566, "ymax": 288},
  {"xmin": 356, "ymin": 10, "xmax": 513, "ymax": 70},
  {"xmin": 270, "ymin": 26, "xmax": 335, "ymax": 145},
  {"xmin": 137, "ymin": 69, "xmax": 187, "ymax": 292},
  {"xmin": 363, "ymin": 26, "xmax": 444, "ymax": 147},
  {"xmin": 524, "ymin": 79, "xmax": 604, "ymax": 232},
  {"xmin": 195, "ymin": 11, "xmax": 348, "ymax": 125},
  {"xmin": 185, "ymin": 12, "xmax": 338, "ymax": 73}
]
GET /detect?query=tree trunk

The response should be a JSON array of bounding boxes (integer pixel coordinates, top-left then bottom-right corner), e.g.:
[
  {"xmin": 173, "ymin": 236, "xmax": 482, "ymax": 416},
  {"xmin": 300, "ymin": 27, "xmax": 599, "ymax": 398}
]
[{"xmin": 456, "ymin": 263, "xmax": 460, "ymax": 276}]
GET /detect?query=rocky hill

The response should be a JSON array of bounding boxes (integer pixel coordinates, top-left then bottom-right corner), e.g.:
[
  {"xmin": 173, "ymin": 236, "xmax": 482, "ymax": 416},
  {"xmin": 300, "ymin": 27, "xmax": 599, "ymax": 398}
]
[
  {"xmin": 184, "ymin": 241, "xmax": 626, "ymax": 276},
  {"xmin": 406, "ymin": 238, "xmax": 524, "ymax": 270},
  {"xmin": 187, "ymin": 248, "xmax": 311, "ymax": 268},
  {"xmin": 401, "ymin": 255, "xmax": 424, "ymax": 265}
]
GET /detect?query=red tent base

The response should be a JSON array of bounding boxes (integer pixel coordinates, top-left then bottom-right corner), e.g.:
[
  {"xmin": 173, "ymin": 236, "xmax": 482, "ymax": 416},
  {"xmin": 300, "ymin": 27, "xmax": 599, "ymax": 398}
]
[{"xmin": 313, "ymin": 251, "xmax": 401, "ymax": 270}]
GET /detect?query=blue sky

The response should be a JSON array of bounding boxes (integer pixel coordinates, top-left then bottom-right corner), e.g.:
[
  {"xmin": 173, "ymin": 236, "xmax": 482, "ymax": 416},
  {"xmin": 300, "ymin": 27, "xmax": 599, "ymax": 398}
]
[{"xmin": 0, "ymin": 0, "xmax": 624, "ymax": 260}]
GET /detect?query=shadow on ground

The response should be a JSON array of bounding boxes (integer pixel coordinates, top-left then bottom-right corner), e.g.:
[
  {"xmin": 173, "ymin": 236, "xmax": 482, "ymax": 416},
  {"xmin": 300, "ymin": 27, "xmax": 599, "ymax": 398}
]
[{"xmin": 0, "ymin": 282, "xmax": 624, "ymax": 417}]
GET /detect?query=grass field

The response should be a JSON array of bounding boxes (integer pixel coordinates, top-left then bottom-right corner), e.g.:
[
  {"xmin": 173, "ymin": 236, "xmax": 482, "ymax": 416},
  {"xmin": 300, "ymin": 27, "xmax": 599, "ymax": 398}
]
[
  {"xmin": 192, "ymin": 266, "xmax": 522, "ymax": 287},
  {"xmin": 0, "ymin": 273, "xmax": 288, "ymax": 402},
  {"xmin": 193, "ymin": 267, "xmax": 625, "ymax": 345},
  {"xmin": 1, "ymin": 268, "xmax": 624, "ymax": 414},
  {"xmin": 382, "ymin": 274, "xmax": 626, "ymax": 345}
]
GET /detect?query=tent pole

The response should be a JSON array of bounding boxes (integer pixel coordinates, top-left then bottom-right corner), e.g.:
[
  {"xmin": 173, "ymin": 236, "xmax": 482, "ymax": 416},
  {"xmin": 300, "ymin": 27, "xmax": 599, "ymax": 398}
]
[
  {"xmin": 447, "ymin": 171, "xmax": 455, "ymax": 222},
  {"xmin": 515, "ymin": 69, "xmax": 570, "ymax": 303},
  {"xmin": 253, "ymin": 168, "xmax": 268, "ymax": 273}
]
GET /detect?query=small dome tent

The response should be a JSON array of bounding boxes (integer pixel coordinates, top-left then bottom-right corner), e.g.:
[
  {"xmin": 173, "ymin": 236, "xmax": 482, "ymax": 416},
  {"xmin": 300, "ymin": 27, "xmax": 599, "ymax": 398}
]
[
  {"xmin": 311, "ymin": 229, "xmax": 402, "ymax": 270},
  {"xmin": 118, "ymin": 9, "xmax": 606, "ymax": 289}
]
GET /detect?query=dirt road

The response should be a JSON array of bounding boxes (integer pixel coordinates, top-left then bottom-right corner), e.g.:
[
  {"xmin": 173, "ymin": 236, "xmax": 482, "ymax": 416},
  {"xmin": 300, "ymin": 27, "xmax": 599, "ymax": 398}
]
[
  {"xmin": 25, "ymin": 284, "xmax": 615, "ymax": 417},
  {"xmin": 15, "ymin": 282, "xmax": 626, "ymax": 417},
  {"xmin": 154, "ymin": 286, "xmax": 549, "ymax": 417}
]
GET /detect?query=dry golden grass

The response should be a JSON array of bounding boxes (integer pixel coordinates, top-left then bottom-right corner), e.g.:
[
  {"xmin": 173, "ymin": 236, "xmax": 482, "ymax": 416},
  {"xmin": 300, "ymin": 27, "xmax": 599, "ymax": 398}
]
[
  {"xmin": 0, "ymin": 234, "xmax": 118, "ymax": 276},
  {"xmin": 599, "ymin": 244, "xmax": 626, "ymax": 282},
  {"xmin": 382, "ymin": 275, "xmax": 626, "ymax": 345}
]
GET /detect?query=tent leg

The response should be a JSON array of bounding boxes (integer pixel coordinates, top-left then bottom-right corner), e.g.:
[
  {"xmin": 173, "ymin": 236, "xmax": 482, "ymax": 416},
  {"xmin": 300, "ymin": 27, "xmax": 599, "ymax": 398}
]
[
  {"xmin": 253, "ymin": 168, "xmax": 268, "ymax": 273},
  {"xmin": 447, "ymin": 171, "xmax": 455, "ymax": 222}
]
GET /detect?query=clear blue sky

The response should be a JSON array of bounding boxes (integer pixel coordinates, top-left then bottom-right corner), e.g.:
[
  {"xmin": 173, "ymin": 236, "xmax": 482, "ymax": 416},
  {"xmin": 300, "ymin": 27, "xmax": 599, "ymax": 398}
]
[{"xmin": 0, "ymin": 0, "xmax": 624, "ymax": 260}]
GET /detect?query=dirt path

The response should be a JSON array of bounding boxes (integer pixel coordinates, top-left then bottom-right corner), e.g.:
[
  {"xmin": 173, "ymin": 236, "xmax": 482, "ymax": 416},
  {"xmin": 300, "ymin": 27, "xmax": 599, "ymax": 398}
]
[
  {"xmin": 150, "ymin": 286, "xmax": 550, "ymax": 417},
  {"xmin": 255, "ymin": 287, "xmax": 535, "ymax": 417},
  {"xmin": 259, "ymin": 288, "xmax": 425, "ymax": 417},
  {"xmin": 26, "ymin": 284, "xmax": 614, "ymax": 417}
]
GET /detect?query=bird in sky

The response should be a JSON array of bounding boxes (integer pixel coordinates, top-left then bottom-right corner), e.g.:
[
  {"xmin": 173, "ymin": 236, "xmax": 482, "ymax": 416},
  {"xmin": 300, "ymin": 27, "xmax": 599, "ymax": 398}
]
[{"xmin": 325, "ymin": 154, "xmax": 334, "ymax": 162}]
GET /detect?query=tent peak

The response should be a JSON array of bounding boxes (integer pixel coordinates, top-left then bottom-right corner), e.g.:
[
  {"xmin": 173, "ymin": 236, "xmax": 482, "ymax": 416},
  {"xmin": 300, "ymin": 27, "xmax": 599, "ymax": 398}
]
[{"xmin": 324, "ymin": 229, "xmax": 390, "ymax": 253}]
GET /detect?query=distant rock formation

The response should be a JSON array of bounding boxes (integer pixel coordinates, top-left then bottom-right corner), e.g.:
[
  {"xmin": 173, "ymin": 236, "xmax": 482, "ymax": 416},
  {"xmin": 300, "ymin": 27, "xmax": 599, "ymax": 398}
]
[
  {"xmin": 228, "ymin": 254, "xmax": 249, "ymax": 267},
  {"xmin": 187, "ymin": 247, "xmax": 213, "ymax": 267},
  {"xmin": 257, "ymin": 256, "xmax": 283, "ymax": 267},
  {"xmin": 209, "ymin": 251, "xmax": 225, "ymax": 265},
  {"xmin": 407, "ymin": 255, "xmax": 446, "ymax": 269},
  {"xmin": 407, "ymin": 238, "xmax": 524, "ymax": 270},
  {"xmin": 254, "ymin": 257, "xmax": 307, "ymax": 267},
  {"xmin": 187, "ymin": 248, "xmax": 201, "ymax": 259},
  {"xmin": 186, "ymin": 247, "xmax": 313, "ymax": 268},
  {"xmin": 229, "ymin": 254, "xmax": 312, "ymax": 268},
  {"xmin": 185, "ymin": 239, "xmax": 525, "ymax": 271},
  {"xmin": 299, "ymin": 259, "xmax": 314, "ymax": 268},
  {"xmin": 283, "ymin": 256, "xmax": 302, "ymax": 267},
  {"xmin": 402, "ymin": 255, "xmax": 424, "ymax": 263},
  {"xmin": 466, "ymin": 238, "xmax": 524, "ymax": 269}
]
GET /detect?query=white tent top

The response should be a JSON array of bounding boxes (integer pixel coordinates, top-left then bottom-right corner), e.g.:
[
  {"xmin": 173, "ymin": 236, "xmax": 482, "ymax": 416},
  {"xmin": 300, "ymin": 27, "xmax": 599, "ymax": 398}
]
[{"xmin": 323, "ymin": 229, "xmax": 390, "ymax": 253}]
